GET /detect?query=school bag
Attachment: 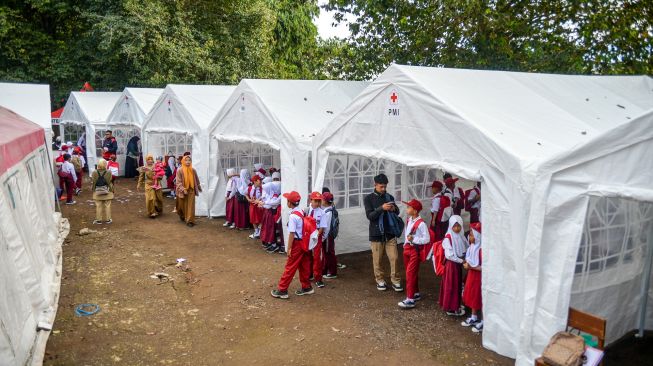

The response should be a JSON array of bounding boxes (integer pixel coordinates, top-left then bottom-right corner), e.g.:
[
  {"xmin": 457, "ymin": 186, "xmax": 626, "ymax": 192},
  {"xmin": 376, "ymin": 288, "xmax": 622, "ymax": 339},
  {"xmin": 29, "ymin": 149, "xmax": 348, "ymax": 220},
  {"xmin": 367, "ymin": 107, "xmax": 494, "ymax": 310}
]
[
  {"xmin": 454, "ymin": 187, "xmax": 465, "ymax": 211},
  {"xmin": 324, "ymin": 206, "xmax": 340, "ymax": 239},
  {"xmin": 427, "ymin": 233, "xmax": 449, "ymax": 276},
  {"xmin": 95, "ymin": 170, "xmax": 110, "ymax": 195},
  {"xmin": 71, "ymin": 155, "xmax": 82, "ymax": 171},
  {"xmin": 406, "ymin": 217, "xmax": 436, "ymax": 262},
  {"xmin": 290, "ymin": 210, "xmax": 319, "ymax": 252}
]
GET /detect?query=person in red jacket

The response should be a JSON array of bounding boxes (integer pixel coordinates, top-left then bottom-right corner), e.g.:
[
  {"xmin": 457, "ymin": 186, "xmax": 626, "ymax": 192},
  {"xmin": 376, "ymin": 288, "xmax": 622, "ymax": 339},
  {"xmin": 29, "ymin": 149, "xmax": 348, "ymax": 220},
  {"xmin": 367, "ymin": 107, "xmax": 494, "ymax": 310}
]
[{"xmin": 430, "ymin": 181, "xmax": 452, "ymax": 241}]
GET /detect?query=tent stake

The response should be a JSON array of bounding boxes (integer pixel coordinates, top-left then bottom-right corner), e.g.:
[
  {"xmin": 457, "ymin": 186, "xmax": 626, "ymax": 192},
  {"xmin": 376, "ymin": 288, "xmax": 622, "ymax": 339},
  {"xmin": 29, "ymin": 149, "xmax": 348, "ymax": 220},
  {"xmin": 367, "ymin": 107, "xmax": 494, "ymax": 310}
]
[{"xmin": 636, "ymin": 218, "xmax": 653, "ymax": 338}]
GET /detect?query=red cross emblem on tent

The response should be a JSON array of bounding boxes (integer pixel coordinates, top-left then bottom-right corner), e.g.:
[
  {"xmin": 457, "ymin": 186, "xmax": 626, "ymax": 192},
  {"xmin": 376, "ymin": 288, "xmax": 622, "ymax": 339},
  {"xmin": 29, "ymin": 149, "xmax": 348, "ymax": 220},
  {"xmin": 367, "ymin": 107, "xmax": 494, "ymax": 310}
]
[{"xmin": 389, "ymin": 90, "xmax": 399, "ymax": 105}]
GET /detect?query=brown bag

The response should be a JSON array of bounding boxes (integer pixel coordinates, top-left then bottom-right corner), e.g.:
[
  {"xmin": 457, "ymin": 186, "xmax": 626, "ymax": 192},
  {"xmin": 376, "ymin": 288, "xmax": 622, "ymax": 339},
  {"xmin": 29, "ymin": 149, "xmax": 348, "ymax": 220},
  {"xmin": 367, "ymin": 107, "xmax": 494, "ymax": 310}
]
[{"xmin": 542, "ymin": 332, "xmax": 585, "ymax": 366}]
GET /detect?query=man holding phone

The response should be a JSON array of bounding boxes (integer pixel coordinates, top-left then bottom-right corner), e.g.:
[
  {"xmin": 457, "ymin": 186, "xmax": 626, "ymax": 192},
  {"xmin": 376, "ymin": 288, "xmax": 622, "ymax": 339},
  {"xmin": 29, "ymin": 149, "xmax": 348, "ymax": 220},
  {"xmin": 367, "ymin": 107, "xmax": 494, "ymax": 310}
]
[{"xmin": 363, "ymin": 174, "xmax": 403, "ymax": 292}]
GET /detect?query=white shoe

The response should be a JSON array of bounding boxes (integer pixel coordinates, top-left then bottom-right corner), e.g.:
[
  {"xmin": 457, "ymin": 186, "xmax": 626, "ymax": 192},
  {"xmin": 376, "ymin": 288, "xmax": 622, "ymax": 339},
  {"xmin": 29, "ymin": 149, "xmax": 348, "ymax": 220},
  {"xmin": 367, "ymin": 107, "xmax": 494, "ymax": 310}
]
[
  {"xmin": 472, "ymin": 321, "xmax": 483, "ymax": 333},
  {"xmin": 223, "ymin": 222, "xmax": 230, "ymax": 227},
  {"xmin": 229, "ymin": 224, "xmax": 236, "ymax": 229},
  {"xmin": 248, "ymin": 234, "xmax": 255, "ymax": 239}
]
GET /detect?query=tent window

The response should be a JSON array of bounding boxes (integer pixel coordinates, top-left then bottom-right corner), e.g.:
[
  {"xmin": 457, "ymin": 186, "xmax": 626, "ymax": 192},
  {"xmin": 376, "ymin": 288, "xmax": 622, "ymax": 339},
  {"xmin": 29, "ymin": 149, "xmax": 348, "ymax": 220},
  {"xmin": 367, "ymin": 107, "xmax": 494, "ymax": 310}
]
[
  {"xmin": 62, "ymin": 124, "xmax": 84, "ymax": 145},
  {"xmin": 25, "ymin": 157, "xmax": 36, "ymax": 183},
  {"xmin": 3, "ymin": 173, "xmax": 20, "ymax": 209},
  {"xmin": 218, "ymin": 141, "xmax": 279, "ymax": 178},
  {"xmin": 325, "ymin": 155, "xmax": 397, "ymax": 209},
  {"xmin": 408, "ymin": 167, "xmax": 439, "ymax": 200},
  {"xmin": 573, "ymin": 197, "xmax": 653, "ymax": 291},
  {"xmin": 148, "ymin": 132, "xmax": 192, "ymax": 157},
  {"xmin": 96, "ymin": 127, "xmax": 140, "ymax": 156}
]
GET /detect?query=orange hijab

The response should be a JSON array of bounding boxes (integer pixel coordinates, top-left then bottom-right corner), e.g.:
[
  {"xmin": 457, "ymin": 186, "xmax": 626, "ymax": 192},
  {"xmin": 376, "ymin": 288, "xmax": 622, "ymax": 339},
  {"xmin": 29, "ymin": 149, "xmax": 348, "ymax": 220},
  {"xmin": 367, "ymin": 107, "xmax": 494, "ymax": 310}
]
[{"xmin": 182, "ymin": 156, "xmax": 195, "ymax": 189}]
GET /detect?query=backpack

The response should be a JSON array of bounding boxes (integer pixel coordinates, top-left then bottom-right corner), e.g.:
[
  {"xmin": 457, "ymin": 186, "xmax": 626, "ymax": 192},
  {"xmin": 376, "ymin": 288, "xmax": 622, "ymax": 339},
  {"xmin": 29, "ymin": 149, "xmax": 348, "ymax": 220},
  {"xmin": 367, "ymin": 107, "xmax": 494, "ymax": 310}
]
[
  {"xmin": 406, "ymin": 218, "xmax": 436, "ymax": 262},
  {"xmin": 95, "ymin": 170, "xmax": 110, "ymax": 195},
  {"xmin": 378, "ymin": 193, "xmax": 404, "ymax": 238},
  {"xmin": 455, "ymin": 187, "xmax": 465, "ymax": 211},
  {"xmin": 428, "ymin": 233, "xmax": 450, "ymax": 276},
  {"xmin": 464, "ymin": 187, "xmax": 479, "ymax": 212},
  {"xmin": 291, "ymin": 211, "xmax": 318, "ymax": 252},
  {"xmin": 71, "ymin": 156, "xmax": 82, "ymax": 171},
  {"xmin": 324, "ymin": 206, "xmax": 340, "ymax": 239}
]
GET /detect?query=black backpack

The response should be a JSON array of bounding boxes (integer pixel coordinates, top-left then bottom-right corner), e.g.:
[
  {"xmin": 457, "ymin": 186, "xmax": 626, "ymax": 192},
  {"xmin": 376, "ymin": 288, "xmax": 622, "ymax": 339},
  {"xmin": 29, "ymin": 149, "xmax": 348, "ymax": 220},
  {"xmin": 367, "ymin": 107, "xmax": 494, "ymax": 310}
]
[{"xmin": 325, "ymin": 206, "xmax": 340, "ymax": 239}]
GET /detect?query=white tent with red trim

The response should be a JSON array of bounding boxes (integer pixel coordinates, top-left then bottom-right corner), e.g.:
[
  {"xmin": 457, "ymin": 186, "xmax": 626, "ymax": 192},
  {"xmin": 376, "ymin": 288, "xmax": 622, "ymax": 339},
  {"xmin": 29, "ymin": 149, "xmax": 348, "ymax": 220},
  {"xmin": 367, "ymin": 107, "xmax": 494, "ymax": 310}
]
[
  {"xmin": 0, "ymin": 82, "xmax": 53, "ymax": 153},
  {"xmin": 0, "ymin": 106, "xmax": 68, "ymax": 365}
]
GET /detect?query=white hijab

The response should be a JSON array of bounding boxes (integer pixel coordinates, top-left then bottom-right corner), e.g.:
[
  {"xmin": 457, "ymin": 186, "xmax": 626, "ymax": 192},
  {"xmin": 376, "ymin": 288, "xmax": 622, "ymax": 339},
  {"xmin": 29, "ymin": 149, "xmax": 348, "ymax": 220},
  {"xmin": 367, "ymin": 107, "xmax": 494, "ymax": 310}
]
[
  {"xmin": 446, "ymin": 215, "xmax": 468, "ymax": 258},
  {"xmin": 237, "ymin": 169, "xmax": 250, "ymax": 195},
  {"xmin": 270, "ymin": 181, "xmax": 281, "ymax": 196},
  {"xmin": 262, "ymin": 177, "xmax": 272, "ymax": 184},
  {"xmin": 465, "ymin": 227, "xmax": 482, "ymax": 267}
]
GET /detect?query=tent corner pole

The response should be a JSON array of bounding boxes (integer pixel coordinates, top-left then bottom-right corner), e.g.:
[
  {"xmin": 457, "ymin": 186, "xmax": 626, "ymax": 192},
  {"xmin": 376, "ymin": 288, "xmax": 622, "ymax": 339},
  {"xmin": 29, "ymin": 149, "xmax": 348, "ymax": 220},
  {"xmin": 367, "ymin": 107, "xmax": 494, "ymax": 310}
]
[{"xmin": 636, "ymin": 219, "xmax": 653, "ymax": 338}]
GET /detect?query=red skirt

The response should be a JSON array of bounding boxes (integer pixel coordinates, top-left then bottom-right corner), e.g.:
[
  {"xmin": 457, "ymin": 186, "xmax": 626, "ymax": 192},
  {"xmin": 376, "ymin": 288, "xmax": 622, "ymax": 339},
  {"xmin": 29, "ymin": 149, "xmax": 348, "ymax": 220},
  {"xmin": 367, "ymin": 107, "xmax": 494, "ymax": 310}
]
[
  {"xmin": 439, "ymin": 260, "xmax": 462, "ymax": 312},
  {"xmin": 463, "ymin": 269, "xmax": 482, "ymax": 310},
  {"xmin": 249, "ymin": 203, "xmax": 263, "ymax": 225},
  {"xmin": 225, "ymin": 196, "xmax": 235, "ymax": 222},
  {"xmin": 234, "ymin": 199, "xmax": 250, "ymax": 229},
  {"xmin": 260, "ymin": 207, "xmax": 277, "ymax": 243}
]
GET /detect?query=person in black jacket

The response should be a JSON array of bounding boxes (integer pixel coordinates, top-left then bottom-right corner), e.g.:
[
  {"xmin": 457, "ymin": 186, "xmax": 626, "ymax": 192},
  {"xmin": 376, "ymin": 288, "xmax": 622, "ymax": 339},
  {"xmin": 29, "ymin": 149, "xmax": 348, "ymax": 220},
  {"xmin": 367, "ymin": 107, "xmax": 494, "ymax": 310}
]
[{"xmin": 363, "ymin": 173, "xmax": 403, "ymax": 292}]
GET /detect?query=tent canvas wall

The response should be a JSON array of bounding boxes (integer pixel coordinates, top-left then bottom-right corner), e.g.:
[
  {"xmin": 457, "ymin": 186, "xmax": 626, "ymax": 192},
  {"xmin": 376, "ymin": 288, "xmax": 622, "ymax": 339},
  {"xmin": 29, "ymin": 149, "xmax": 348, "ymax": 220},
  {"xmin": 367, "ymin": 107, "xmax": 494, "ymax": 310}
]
[
  {"xmin": 105, "ymin": 88, "xmax": 163, "ymax": 175},
  {"xmin": 59, "ymin": 91, "xmax": 122, "ymax": 174},
  {"xmin": 0, "ymin": 82, "xmax": 53, "ymax": 156},
  {"xmin": 142, "ymin": 84, "xmax": 236, "ymax": 216},
  {"xmin": 207, "ymin": 79, "xmax": 369, "ymax": 220},
  {"xmin": 0, "ymin": 107, "xmax": 67, "ymax": 366},
  {"xmin": 312, "ymin": 65, "xmax": 653, "ymax": 365}
]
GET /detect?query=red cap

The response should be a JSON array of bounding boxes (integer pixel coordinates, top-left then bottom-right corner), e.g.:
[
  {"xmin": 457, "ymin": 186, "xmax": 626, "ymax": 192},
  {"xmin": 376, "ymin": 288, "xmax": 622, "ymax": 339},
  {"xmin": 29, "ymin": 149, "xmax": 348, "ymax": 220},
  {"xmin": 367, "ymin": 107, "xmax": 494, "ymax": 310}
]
[
  {"xmin": 62, "ymin": 145, "xmax": 69, "ymax": 150},
  {"xmin": 251, "ymin": 175, "xmax": 261, "ymax": 182},
  {"xmin": 402, "ymin": 199, "xmax": 423, "ymax": 212},
  {"xmin": 444, "ymin": 177, "xmax": 458, "ymax": 188},
  {"xmin": 283, "ymin": 191, "xmax": 301, "ymax": 203},
  {"xmin": 258, "ymin": 168, "xmax": 266, "ymax": 175},
  {"xmin": 470, "ymin": 222, "xmax": 482, "ymax": 233},
  {"xmin": 431, "ymin": 180, "xmax": 443, "ymax": 189},
  {"xmin": 309, "ymin": 191, "xmax": 323, "ymax": 200},
  {"xmin": 322, "ymin": 192, "xmax": 334, "ymax": 202}
]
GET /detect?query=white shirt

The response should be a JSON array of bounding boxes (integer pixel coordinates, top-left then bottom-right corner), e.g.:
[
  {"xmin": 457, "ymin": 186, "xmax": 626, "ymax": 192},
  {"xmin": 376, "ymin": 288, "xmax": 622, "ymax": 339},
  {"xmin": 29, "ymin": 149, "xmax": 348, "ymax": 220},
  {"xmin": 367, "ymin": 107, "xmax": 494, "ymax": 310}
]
[
  {"xmin": 404, "ymin": 216, "xmax": 429, "ymax": 245},
  {"xmin": 61, "ymin": 161, "xmax": 77, "ymax": 182},
  {"xmin": 468, "ymin": 188, "xmax": 481, "ymax": 209},
  {"xmin": 442, "ymin": 234, "xmax": 466, "ymax": 263},
  {"xmin": 430, "ymin": 194, "xmax": 441, "ymax": 214},
  {"xmin": 307, "ymin": 206, "xmax": 324, "ymax": 226},
  {"xmin": 225, "ymin": 177, "xmax": 237, "ymax": 198},
  {"xmin": 321, "ymin": 207, "xmax": 333, "ymax": 238},
  {"xmin": 452, "ymin": 187, "xmax": 461, "ymax": 207},
  {"xmin": 287, "ymin": 207, "xmax": 304, "ymax": 239},
  {"xmin": 263, "ymin": 192, "xmax": 280, "ymax": 209}
]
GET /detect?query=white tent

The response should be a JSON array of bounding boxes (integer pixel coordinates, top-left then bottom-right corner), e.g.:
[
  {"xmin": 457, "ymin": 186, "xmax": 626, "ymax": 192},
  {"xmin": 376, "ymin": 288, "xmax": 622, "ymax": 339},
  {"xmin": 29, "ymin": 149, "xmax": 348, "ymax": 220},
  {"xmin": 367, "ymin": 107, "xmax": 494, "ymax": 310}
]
[
  {"xmin": 142, "ymin": 84, "xmax": 236, "ymax": 216},
  {"xmin": 0, "ymin": 82, "xmax": 53, "ymax": 153},
  {"xmin": 105, "ymin": 88, "xmax": 163, "ymax": 175},
  {"xmin": 207, "ymin": 79, "xmax": 369, "ymax": 219},
  {"xmin": 312, "ymin": 65, "xmax": 653, "ymax": 365},
  {"xmin": 0, "ymin": 107, "xmax": 68, "ymax": 366},
  {"xmin": 59, "ymin": 91, "xmax": 122, "ymax": 174}
]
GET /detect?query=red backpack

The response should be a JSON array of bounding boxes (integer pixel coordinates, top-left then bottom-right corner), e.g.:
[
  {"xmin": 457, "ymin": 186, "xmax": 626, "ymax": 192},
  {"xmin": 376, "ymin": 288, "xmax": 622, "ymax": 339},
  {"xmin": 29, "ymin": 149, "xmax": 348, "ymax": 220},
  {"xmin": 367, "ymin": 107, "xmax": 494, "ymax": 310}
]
[
  {"xmin": 291, "ymin": 210, "xmax": 318, "ymax": 251},
  {"xmin": 430, "ymin": 233, "xmax": 451, "ymax": 276},
  {"xmin": 406, "ymin": 218, "xmax": 436, "ymax": 262}
]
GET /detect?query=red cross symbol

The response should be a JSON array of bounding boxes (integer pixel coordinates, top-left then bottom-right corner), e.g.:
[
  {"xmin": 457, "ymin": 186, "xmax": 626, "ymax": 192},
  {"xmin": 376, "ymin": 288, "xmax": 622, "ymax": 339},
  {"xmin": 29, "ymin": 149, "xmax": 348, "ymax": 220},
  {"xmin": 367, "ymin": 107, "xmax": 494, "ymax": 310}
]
[{"xmin": 390, "ymin": 92, "xmax": 398, "ymax": 104}]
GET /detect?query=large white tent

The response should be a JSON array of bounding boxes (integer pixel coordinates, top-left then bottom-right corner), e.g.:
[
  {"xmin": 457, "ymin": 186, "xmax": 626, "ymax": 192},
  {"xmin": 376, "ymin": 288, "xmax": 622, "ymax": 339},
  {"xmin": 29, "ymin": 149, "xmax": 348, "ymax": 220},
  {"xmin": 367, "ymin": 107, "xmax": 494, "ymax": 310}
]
[
  {"xmin": 312, "ymin": 65, "xmax": 653, "ymax": 365},
  {"xmin": 105, "ymin": 88, "xmax": 163, "ymax": 175},
  {"xmin": 207, "ymin": 79, "xmax": 369, "ymax": 218},
  {"xmin": 59, "ymin": 91, "xmax": 122, "ymax": 174},
  {"xmin": 0, "ymin": 82, "xmax": 53, "ymax": 153},
  {"xmin": 142, "ymin": 84, "xmax": 236, "ymax": 216},
  {"xmin": 0, "ymin": 107, "xmax": 68, "ymax": 366}
]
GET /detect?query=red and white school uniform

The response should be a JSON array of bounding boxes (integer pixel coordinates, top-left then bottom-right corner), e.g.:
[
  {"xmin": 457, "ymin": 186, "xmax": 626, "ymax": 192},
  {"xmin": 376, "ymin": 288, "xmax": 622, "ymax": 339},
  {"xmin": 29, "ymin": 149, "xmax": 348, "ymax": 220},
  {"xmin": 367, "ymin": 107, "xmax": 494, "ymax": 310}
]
[
  {"xmin": 233, "ymin": 169, "xmax": 251, "ymax": 229},
  {"xmin": 277, "ymin": 207, "xmax": 311, "ymax": 291},
  {"xmin": 107, "ymin": 160, "xmax": 119, "ymax": 182},
  {"xmin": 321, "ymin": 206, "xmax": 338, "ymax": 276},
  {"xmin": 439, "ymin": 215, "xmax": 469, "ymax": 312},
  {"xmin": 260, "ymin": 182, "xmax": 281, "ymax": 244},
  {"xmin": 224, "ymin": 169, "xmax": 237, "ymax": 224},
  {"xmin": 430, "ymin": 192, "xmax": 452, "ymax": 241},
  {"xmin": 403, "ymin": 216, "xmax": 430, "ymax": 301},
  {"xmin": 248, "ymin": 184, "xmax": 263, "ymax": 225},
  {"xmin": 451, "ymin": 186, "xmax": 465, "ymax": 216},
  {"xmin": 307, "ymin": 206, "xmax": 324, "ymax": 282},
  {"xmin": 463, "ymin": 225, "xmax": 482, "ymax": 310},
  {"xmin": 468, "ymin": 186, "xmax": 481, "ymax": 224}
]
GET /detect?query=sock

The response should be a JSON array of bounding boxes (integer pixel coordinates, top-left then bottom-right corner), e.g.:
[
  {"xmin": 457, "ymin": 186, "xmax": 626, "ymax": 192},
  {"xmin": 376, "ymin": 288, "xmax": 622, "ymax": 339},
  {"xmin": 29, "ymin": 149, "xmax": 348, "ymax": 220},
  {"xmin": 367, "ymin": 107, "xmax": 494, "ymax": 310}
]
[{"xmin": 471, "ymin": 314, "xmax": 478, "ymax": 321}]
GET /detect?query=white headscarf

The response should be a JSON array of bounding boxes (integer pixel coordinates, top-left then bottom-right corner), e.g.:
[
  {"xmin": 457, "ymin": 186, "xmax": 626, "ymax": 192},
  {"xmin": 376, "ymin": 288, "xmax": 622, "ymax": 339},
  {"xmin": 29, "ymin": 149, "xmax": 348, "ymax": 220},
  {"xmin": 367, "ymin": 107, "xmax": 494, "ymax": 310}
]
[
  {"xmin": 226, "ymin": 168, "xmax": 236, "ymax": 177},
  {"xmin": 262, "ymin": 177, "xmax": 272, "ymax": 184},
  {"xmin": 446, "ymin": 215, "xmax": 468, "ymax": 258},
  {"xmin": 272, "ymin": 171, "xmax": 281, "ymax": 180},
  {"xmin": 254, "ymin": 163, "xmax": 263, "ymax": 171},
  {"xmin": 465, "ymin": 226, "xmax": 482, "ymax": 267},
  {"xmin": 270, "ymin": 181, "xmax": 281, "ymax": 196},
  {"xmin": 237, "ymin": 169, "xmax": 250, "ymax": 195}
]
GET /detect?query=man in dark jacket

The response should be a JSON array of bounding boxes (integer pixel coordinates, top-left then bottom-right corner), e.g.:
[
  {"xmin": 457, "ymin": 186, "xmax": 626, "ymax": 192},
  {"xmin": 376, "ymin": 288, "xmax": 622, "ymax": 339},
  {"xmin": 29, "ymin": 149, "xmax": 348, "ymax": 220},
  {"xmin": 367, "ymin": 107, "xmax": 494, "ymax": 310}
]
[
  {"xmin": 102, "ymin": 130, "xmax": 118, "ymax": 160},
  {"xmin": 363, "ymin": 173, "xmax": 403, "ymax": 292}
]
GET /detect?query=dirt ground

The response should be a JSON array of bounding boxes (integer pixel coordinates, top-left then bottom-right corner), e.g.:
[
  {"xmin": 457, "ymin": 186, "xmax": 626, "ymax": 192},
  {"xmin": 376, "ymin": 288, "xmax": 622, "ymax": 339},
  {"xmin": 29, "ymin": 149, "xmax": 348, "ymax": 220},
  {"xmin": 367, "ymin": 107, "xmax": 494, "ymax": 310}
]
[{"xmin": 43, "ymin": 179, "xmax": 514, "ymax": 365}]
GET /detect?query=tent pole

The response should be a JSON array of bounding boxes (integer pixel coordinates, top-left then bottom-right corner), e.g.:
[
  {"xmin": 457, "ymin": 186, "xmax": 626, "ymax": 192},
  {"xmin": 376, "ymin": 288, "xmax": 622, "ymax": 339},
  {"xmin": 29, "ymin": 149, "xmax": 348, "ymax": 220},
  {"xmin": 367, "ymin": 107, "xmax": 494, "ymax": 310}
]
[{"xmin": 636, "ymin": 219, "xmax": 653, "ymax": 338}]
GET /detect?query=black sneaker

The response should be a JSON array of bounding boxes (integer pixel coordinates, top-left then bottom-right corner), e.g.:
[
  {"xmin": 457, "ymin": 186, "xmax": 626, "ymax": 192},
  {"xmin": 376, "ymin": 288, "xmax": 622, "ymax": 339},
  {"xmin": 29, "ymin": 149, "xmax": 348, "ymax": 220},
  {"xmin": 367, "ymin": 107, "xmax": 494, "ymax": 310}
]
[
  {"xmin": 414, "ymin": 293, "xmax": 422, "ymax": 301},
  {"xmin": 398, "ymin": 299, "xmax": 416, "ymax": 309},
  {"xmin": 315, "ymin": 281, "xmax": 325, "ymax": 288},
  {"xmin": 277, "ymin": 248, "xmax": 286, "ymax": 255},
  {"xmin": 266, "ymin": 245, "xmax": 279, "ymax": 253},
  {"xmin": 295, "ymin": 287, "xmax": 314, "ymax": 296},
  {"xmin": 392, "ymin": 283, "xmax": 404, "ymax": 292},
  {"xmin": 376, "ymin": 282, "xmax": 387, "ymax": 291},
  {"xmin": 270, "ymin": 289, "xmax": 289, "ymax": 299}
]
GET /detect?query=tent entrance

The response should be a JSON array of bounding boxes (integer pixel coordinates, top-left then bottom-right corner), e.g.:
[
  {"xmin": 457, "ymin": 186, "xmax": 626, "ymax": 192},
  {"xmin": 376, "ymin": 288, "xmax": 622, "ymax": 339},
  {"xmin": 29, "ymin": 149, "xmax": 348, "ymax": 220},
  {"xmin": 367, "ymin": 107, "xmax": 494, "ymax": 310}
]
[
  {"xmin": 95, "ymin": 126, "xmax": 140, "ymax": 175},
  {"xmin": 571, "ymin": 196, "xmax": 653, "ymax": 344},
  {"xmin": 217, "ymin": 141, "xmax": 280, "ymax": 177},
  {"xmin": 61, "ymin": 124, "xmax": 84, "ymax": 145}
]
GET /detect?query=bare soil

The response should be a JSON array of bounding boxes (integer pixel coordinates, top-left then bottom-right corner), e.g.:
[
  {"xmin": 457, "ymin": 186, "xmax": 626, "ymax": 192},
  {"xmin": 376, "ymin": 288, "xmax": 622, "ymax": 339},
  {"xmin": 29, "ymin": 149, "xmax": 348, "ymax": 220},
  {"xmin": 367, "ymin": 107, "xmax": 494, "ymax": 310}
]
[{"xmin": 44, "ymin": 178, "xmax": 516, "ymax": 366}]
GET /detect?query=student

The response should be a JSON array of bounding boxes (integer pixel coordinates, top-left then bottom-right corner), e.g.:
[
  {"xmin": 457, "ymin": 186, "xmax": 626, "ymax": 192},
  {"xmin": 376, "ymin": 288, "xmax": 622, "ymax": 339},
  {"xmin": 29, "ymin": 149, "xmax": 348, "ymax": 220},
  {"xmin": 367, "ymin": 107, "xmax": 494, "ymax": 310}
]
[
  {"xmin": 271, "ymin": 191, "xmax": 313, "ymax": 299},
  {"xmin": 260, "ymin": 180, "xmax": 282, "ymax": 252},
  {"xmin": 223, "ymin": 168, "xmax": 238, "ymax": 228},
  {"xmin": 247, "ymin": 175, "xmax": 263, "ymax": 239},
  {"xmin": 461, "ymin": 222, "xmax": 483, "ymax": 332},
  {"xmin": 444, "ymin": 175, "xmax": 464, "ymax": 216},
  {"xmin": 61, "ymin": 154, "xmax": 77, "ymax": 205},
  {"xmin": 467, "ymin": 182, "xmax": 481, "ymax": 224},
  {"xmin": 108, "ymin": 154, "xmax": 120, "ymax": 182},
  {"xmin": 439, "ymin": 215, "xmax": 468, "ymax": 316},
  {"xmin": 321, "ymin": 192, "xmax": 339, "ymax": 279},
  {"xmin": 307, "ymin": 192, "xmax": 325, "ymax": 288},
  {"xmin": 234, "ymin": 169, "xmax": 251, "ymax": 230},
  {"xmin": 398, "ymin": 199, "xmax": 430, "ymax": 309},
  {"xmin": 270, "ymin": 172, "xmax": 284, "ymax": 253},
  {"xmin": 70, "ymin": 148, "xmax": 84, "ymax": 194},
  {"xmin": 430, "ymin": 181, "xmax": 452, "ymax": 241}
]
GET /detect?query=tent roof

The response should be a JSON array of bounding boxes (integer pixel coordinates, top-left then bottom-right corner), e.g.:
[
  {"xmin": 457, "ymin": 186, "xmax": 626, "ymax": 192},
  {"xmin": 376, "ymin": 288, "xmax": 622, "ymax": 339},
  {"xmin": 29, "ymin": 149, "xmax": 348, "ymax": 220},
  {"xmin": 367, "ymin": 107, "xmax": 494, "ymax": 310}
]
[
  {"xmin": 149, "ymin": 84, "xmax": 236, "ymax": 130},
  {"xmin": 60, "ymin": 91, "xmax": 122, "ymax": 125},
  {"xmin": 390, "ymin": 65, "xmax": 653, "ymax": 163},
  {"xmin": 0, "ymin": 82, "xmax": 51, "ymax": 132},
  {"xmin": 0, "ymin": 107, "xmax": 45, "ymax": 175},
  {"xmin": 211, "ymin": 79, "xmax": 369, "ymax": 143},
  {"xmin": 51, "ymin": 107, "xmax": 64, "ymax": 118},
  {"xmin": 122, "ymin": 87, "xmax": 164, "ymax": 115},
  {"xmin": 105, "ymin": 87, "xmax": 163, "ymax": 125}
]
